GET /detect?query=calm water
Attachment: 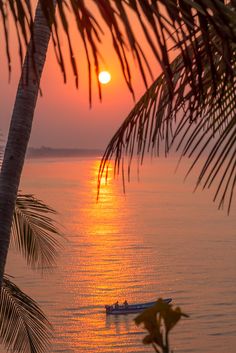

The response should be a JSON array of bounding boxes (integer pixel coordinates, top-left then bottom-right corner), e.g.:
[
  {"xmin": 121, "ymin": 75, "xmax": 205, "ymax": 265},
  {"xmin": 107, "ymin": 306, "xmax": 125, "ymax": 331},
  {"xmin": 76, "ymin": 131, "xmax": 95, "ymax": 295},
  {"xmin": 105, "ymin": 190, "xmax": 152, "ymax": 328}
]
[{"xmin": 6, "ymin": 156, "xmax": 236, "ymax": 353}]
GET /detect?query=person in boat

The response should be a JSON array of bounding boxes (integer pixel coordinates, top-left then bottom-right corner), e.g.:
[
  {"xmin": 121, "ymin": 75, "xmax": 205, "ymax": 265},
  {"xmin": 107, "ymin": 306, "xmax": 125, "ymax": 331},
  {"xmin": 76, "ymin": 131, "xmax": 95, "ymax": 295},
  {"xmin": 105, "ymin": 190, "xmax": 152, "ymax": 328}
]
[
  {"xmin": 115, "ymin": 301, "xmax": 119, "ymax": 309},
  {"xmin": 123, "ymin": 300, "xmax": 128, "ymax": 308}
]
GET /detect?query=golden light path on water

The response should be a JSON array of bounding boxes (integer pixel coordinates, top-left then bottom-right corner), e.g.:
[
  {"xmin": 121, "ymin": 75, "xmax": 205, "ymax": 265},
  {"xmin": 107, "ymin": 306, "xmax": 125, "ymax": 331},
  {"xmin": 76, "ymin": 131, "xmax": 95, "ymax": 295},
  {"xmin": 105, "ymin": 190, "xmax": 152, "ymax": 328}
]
[
  {"xmin": 60, "ymin": 160, "xmax": 152, "ymax": 352},
  {"xmin": 5, "ymin": 156, "xmax": 236, "ymax": 353}
]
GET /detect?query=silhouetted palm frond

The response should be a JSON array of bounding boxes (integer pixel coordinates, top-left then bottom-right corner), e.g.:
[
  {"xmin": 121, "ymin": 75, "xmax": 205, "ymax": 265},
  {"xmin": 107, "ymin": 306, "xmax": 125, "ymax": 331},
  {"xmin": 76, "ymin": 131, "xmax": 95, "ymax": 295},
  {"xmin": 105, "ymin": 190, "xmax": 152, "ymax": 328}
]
[
  {"xmin": 1, "ymin": 1, "xmax": 236, "ymax": 101},
  {"xmin": 0, "ymin": 275, "xmax": 52, "ymax": 353},
  {"xmin": 99, "ymin": 28, "xmax": 236, "ymax": 212},
  {"xmin": 11, "ymin": 194, "xmax": 61, "ymax": 271}
]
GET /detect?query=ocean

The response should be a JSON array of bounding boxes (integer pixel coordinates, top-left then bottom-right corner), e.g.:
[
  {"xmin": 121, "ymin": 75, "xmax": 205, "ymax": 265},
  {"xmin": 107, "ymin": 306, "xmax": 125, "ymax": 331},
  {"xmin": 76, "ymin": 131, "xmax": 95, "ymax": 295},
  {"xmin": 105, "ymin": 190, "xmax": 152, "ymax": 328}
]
[{"xmin": 6, "ymin": 155, "xmax": 236, "ymax": 353}]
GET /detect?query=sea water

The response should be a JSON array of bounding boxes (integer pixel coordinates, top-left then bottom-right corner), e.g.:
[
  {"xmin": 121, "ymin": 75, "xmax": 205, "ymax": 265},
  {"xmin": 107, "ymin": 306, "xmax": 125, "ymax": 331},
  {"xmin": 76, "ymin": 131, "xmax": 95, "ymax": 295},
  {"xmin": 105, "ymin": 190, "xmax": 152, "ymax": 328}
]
[{"xmin": 6, "ymin": 155, "xmax": 236, "ymax": 353}]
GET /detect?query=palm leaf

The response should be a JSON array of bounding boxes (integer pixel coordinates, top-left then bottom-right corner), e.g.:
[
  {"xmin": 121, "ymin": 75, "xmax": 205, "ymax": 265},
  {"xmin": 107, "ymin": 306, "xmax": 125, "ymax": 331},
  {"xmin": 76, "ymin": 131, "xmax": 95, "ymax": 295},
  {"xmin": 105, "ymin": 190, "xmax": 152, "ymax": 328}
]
[
  {"xmin": 11, "ymin": 194, "xmax": 61, "ymax": 271},
  {"xmin": 98, "ymin": 28, "xmax": 236, "ymax": 212},
  {"xmin": 1, "ymin": 1, "xmax": 236, "ymax": 101},
  {"xmin": 0, "ymin": 275, "xmax": 52, "ymax": 353}
]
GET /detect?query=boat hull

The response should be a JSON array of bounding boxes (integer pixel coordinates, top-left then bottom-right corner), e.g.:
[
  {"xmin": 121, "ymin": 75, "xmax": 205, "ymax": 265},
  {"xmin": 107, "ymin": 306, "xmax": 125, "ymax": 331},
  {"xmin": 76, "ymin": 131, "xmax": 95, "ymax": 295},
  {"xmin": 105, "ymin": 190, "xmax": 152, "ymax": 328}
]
[{"xmin": 105, "ymin": 298, "xmax": 172, "ymax": 315}]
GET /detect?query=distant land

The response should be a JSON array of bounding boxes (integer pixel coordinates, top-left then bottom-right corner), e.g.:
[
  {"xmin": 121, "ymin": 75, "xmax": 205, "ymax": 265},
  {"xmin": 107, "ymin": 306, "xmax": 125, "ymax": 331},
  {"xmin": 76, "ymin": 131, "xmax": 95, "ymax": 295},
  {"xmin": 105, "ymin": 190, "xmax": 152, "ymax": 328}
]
[{"xmin": 26, "ymin": 146, "xmax": 104, "ymax": 158}]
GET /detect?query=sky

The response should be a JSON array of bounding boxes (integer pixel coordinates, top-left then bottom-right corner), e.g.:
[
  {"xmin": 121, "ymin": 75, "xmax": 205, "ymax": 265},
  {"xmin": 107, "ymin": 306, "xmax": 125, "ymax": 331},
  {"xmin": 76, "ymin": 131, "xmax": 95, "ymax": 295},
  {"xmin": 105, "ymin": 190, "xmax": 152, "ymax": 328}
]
[{"xmin": 0, "ymin": 4, "xmax": 161, "ymax": 150}]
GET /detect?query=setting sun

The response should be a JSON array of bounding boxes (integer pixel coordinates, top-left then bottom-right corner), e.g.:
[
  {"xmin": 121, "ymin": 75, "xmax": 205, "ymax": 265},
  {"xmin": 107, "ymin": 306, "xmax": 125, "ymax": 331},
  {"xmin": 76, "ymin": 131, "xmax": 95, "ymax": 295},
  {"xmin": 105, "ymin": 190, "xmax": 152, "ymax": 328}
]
[{"xmin": 98, "ymin": 71, "xmax": 111, "ymax": 84}]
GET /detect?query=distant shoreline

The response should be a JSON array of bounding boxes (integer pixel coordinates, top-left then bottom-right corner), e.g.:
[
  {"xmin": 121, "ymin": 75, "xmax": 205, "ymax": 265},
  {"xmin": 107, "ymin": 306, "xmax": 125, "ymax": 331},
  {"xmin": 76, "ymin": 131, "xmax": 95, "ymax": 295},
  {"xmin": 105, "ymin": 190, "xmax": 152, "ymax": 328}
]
[{"xmin": 26, "ymin": 147, "xmax": 104, "ymax": 158}]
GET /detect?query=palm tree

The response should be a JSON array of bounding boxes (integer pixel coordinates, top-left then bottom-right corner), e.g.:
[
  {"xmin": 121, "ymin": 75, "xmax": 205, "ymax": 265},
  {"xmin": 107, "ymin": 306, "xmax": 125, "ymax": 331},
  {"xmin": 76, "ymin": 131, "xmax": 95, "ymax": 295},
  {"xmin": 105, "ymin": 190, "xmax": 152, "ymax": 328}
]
[
  {"xmin": 1, "ymin": 275, "xmax": 52, "ymax": 353},
  {"xmin": 1, "ymin": 140, "xmax": 60, "ymax": 353},
  {"xmin": 0, "ymin": 1, "xmax": 235, "ymax": 352},
  {"xmin": 0, "ymin": 0, "xmax": 52, "ymax": 289},
  {"xmin": 98, "ymin": 1, "xmax": 236, "ymax": 213},
  {"xmin": 1, "ymin": 192, "xmax": 61, "ymax": 353},
  {"xmin": 0, "ymin": 2, "xmax": 166, "ymax": 351},
  {"xmin": 0, "ymin": 2, "xmax": 161, "ymax": 350},
  {"xmin": 1, "ymin": 0, "xmax": 235, "ymax": 316},
  {"xmin": 12, "ymin": 193, "xmax": 61, "ymax": 271},
  {"xmin": 0, "ymin": 0, "xmax": 164, "ymax": 289}
]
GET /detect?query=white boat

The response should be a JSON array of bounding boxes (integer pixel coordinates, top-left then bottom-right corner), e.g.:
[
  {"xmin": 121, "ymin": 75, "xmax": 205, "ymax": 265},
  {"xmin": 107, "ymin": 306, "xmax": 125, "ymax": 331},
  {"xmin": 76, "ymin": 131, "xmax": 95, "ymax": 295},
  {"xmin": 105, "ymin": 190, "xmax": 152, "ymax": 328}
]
[{"xmin": 105, "ymin": 298, "xmax": 172, "ymax": 315}]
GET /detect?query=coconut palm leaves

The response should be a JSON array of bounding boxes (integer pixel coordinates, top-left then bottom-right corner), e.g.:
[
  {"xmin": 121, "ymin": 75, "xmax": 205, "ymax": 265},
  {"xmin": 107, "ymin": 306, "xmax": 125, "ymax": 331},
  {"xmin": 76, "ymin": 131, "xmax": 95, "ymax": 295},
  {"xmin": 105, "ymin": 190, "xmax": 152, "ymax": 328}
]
[
  {"xmin": 0, "ymin": 275, "xmax": 52, "ymax": 353},
  {"xmin": 12, "ymin": 194, "xmax": 61, "ymax": 271},
  {"xmin": 1, "ymin": 140, "xmax": 60, "ymax": 352},
  {"xmin": 1, "ymin": 1, "xmax": 236, "ymax": 101},
  {"xmin": 0, "ymin": 194, "xmax": 61, "ymax": 353},
  {"xmin": 99, "ymin": 2, "xmax": 236, "ymax": 212}
]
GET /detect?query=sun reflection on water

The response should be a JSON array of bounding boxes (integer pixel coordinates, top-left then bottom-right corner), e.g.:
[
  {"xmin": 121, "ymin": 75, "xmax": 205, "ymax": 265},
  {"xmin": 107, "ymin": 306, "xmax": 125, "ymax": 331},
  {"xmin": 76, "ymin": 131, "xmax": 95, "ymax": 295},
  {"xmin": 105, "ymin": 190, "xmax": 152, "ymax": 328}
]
[
  {"xmin": 59, "ymin": 159, "xmax": 146, "ymax": 352},
  {"xmin": 77, "ymin": 160, "xmax": 135, "ymax": 296},
  {"xmin": 16, "ymin": 157, "xmax": 236, "ymax": 353}
]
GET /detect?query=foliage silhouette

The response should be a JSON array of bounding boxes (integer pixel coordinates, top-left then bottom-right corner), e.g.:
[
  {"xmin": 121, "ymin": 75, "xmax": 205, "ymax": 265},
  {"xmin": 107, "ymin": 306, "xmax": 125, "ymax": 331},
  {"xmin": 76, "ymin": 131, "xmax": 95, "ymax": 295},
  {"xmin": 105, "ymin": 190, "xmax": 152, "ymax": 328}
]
[
  {"xmin": 98, "ymin": 1, "xmax": 236, "ymax": 213},
  {"xmin": 135, "ymin": 298, "xmax": 188, "ymax": 353},
  {"xmin": 0, "ymin": 139, "xmax": 60, "ymax": 353}
]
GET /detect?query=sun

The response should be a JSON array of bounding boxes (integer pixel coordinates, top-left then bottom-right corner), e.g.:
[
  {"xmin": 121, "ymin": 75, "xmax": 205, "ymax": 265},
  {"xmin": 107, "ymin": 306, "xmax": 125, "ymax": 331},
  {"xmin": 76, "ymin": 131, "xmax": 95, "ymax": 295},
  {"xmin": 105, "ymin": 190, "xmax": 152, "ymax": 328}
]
[{"xmin": 98, "ymin": 71, "xmax": 111, "ymax": 84}]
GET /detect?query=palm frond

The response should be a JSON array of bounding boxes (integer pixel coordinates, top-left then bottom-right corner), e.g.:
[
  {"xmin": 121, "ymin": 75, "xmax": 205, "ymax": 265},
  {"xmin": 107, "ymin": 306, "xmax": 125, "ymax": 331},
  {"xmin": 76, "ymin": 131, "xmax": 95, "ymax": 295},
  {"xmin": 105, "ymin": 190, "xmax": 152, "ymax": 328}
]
[
  {"xmin": 0, "ymin": 275, "xmax": 52, "ymax": 353},
  {"xmin": 98, "ymin": 29, "xmax": 236, "ymax": 212},
  {"xmin": 11, "ymin": 194, "xmax": 62, "ymax": 271},
  {"xmin": 1, "ymin": 1, "xmax": 236, "ymax": 101}
]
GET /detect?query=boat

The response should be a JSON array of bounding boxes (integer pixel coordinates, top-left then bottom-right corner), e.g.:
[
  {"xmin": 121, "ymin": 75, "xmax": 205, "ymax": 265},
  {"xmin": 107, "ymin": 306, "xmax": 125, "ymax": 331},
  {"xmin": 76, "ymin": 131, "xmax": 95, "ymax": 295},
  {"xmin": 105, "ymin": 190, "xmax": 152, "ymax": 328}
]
[{"xmin": 105, "ymin": 298, "xmax": 172, "ymax": 315}]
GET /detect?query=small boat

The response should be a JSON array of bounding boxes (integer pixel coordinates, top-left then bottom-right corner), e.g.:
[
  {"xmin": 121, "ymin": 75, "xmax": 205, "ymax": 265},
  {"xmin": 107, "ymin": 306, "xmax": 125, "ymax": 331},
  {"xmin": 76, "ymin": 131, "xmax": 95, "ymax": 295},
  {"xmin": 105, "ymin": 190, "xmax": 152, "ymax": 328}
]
[{"xmin": 105, "ymin": 298, "xmax": 172, "ymax": 315}]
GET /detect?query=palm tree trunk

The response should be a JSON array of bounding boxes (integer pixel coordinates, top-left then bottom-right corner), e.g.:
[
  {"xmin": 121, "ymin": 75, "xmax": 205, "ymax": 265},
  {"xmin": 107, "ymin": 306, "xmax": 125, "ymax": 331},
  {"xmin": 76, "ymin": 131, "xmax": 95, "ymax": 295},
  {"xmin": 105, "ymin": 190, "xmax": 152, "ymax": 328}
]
[{"xmin": 0, "ymin": 1, "xmax": 54, "ymax": 286}]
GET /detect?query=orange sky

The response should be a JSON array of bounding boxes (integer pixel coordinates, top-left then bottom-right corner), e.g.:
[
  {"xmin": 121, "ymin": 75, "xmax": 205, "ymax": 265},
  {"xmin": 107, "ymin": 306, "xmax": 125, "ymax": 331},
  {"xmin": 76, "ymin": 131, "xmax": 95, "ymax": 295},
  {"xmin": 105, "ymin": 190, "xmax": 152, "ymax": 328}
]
[{"xmin": 0, "ymin": 3, "xmax": 162, "ymax": 149}]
